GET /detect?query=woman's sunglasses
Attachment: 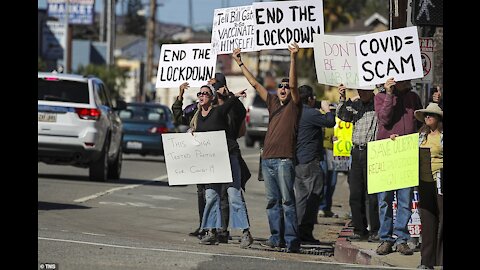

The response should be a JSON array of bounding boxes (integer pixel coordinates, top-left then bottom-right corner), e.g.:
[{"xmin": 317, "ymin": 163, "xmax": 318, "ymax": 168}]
[
  {"xmin": 278, "ymin": 84, "xmax": 290, "ymax": 89},
  {"xmin": 196, "ymin": 91, "xmax": 211, "ymax": 97}
]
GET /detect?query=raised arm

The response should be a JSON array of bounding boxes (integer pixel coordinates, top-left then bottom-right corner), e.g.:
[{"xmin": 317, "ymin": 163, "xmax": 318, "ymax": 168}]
[
  {"xmin": 375, "ymin": 77, "xmax": 396, "ymax": 126},
  {"xmin": 232, "ymin": 48, "xmax": 268, "ymax": 102},
  {"xmin": 336, "ymin": 84, "xmax": 354, "ymax": 122},
  {"xmin": 288, "ymin": 42, "xmax": 300, "ymax": 104},
  {"xmin": 172, "ymin": 82, "xmax": 190, "ymax": 125}
]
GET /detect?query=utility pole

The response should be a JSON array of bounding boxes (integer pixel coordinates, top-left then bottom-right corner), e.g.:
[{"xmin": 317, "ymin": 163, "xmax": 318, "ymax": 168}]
[
  {"xmin": 145, "ymin": 0, "xmax": 157, "ymax": 102},
  {"xmin": 390, "ymin": 0, "xmax": 408, "ymax": 29},
  {"xmin": 63, "ymin": 0, "xmax": 72, "ymax": 73},
  {"xmin": 106, "ymin": 0, "xmax": 115, "ymax": 67}
]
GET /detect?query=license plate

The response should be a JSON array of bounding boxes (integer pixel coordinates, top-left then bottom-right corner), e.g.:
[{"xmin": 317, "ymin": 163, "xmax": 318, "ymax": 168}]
[
  {"xmin": 126, "ymin": 141, "xmax": 142, "ymax": 149},
  {"xmin": 38, "ymin": 112, "xmax": 57, "ymax": 122}
]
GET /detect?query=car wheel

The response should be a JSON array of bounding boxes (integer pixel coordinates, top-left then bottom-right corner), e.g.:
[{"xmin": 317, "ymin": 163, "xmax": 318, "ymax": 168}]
[
  {"xmin": 245, "ymin": 133, "xmax": 254, "ymax": 147},
  {"xmin": 108, "ymin": 144, "xmax": 122, "ymax": 180},
  {"xmin": 89, "ymin": 137, "xmax": 109, "ymax": 182}
]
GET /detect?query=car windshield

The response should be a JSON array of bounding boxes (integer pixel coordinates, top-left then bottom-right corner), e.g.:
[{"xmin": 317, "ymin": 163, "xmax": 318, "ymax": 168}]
[
  {"xmin": 252, "ymin": 94, "xmax": 267, "ymax": 108},
  {"xmin": 38, "ymin": 78, "xmax": 89, "ymax": 104},
  {"xmin": 119, "ymin": 105, "xmax": 168, "ymax": 121}
]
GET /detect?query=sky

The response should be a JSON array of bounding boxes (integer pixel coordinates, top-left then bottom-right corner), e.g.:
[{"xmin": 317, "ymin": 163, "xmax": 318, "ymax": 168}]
[{"xmin": 38, "ymin": 0, "xmax": 256, "ymax": 29}]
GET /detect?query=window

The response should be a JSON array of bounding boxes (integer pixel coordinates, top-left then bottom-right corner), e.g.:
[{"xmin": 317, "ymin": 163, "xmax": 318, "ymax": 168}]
[{"xmin": 38, "ymin": 79, "xmax": 89, "ymax": 104}]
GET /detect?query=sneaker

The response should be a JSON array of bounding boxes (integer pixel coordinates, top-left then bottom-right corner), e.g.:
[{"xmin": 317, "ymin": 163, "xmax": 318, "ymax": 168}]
[
  {"xmin": 368, "ymin": 233, "xmax": 380, "ymax": 243},
  {"xmin": 199, "ymin": 230, "xmax": 219, "ymax": 245},
  {"xmin": 188, "ymin": 227, "xmax": 202, "ymax": 237},
  {"xmin": 395, "ymin": 242, "xmax": 414, "ymax": 255},
  {"xmin": 417, "ymin": 265, "xmax": 434, "ymax": 269},
  {"xmin": 260, "ymin": 239, "xmax": 285, "ymax": 249},
  {"xmin": 376, "ymin": 241, "xmax": 394, "ymax": 255},
  {"xmin": 318, "ymin": 210, "xmax": 336, "ymax": 217},
  {"xmin": 286, "ymin": 247, "xmax": 301, "ymax": 253},
  {"xmin": 347, "ymin": 233, "xmax": 368, "ymax": 242},
  {"xmin": 239, "ymin": 230, "xmax": 254, "ymax": 249},
  {"xmin": 217, "ymin": 230, "xmax": 229, "ymax": 244}
]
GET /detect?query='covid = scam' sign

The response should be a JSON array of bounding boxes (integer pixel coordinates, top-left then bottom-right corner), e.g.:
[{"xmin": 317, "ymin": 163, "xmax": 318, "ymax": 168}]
[
  {"xmin": 253, "ymin": 0, "xmax": 324, "ymax": 50},
  {"xmin": 161, "ymin": 131, "xmax": 233, "ymax": 186},
  {"xmin": 356, "ymin": 26, "xmax": 423, "ymax": 86},
  {"xmin": 313, "ymin": 34, "xmax": 375, "ymax": 90},
  {"xmin": 155, "ymin": 43, "xmax": 217, "ymax": 88},
  {"xmin": 211, "ymin": 5, "xmax": 256, "ymax": 55}
]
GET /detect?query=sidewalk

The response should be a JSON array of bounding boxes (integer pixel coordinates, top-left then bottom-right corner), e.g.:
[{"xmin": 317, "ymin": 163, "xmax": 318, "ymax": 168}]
[{"xmin": 316, "ymin": 172, "xmax": 422, "ymax": 268}]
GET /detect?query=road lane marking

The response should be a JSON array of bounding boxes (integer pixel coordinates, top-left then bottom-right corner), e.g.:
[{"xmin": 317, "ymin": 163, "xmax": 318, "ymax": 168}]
[
  {"xmin": 74, "ymin": 174, "xmax": 169, "ymax": 203},
  {"xmin": 81, "ymin": 232, "xmax": 106, "ymax": 236},
  {"xmin": 144, "ymin": 195, "xmax": 185, "ymax": 201},
  {"xmin": 38, "ymin": 237, "xmax": 276, "ymax": 261},
  {"xmin": 98, "ymin": 201, "xmax": 175, "ymax": 210}
]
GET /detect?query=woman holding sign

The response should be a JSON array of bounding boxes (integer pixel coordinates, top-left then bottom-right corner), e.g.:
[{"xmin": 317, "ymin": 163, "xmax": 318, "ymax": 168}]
[
  {"xmin": 186, "ymin": 83, "xmax": 254, "ymax": 248},
  {"xmin": 414, "ymin": 103, "xmax": 443, "ymax": 269}
]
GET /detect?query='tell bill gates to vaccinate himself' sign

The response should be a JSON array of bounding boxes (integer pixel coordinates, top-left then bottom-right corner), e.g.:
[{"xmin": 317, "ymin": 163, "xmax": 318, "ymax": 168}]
[
  {"xmin": 356, "ymin": 26, "xmax": 424, "ymax": 86},
  {"xmin": 161, "ymin": 131, "xmax": 233, "ymax": 186},
  {"xmin": 211, "ymin": 5, "xmax": 256, "ymax": 55},
  {"xmin": 155, "ymin": 43, "xmax": 217, "ymax": 88}
]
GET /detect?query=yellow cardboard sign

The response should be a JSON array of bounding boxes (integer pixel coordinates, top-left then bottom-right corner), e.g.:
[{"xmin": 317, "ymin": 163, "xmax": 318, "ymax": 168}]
[
  {"xmin": 367, "ymin": 133, "xmax": 419, "ymax": 194},
  {"xmin": 333, "ymin": 117, "xmax": 354, "ymax": 156}
]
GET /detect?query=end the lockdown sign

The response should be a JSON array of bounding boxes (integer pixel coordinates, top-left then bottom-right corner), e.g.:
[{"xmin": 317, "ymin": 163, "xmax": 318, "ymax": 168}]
[
  {"xmin": 253, "ymin": 0, "xmax": 324, "ymax": 50},
  {"xmin": 155, "ymin": 43, "xmax": 216, "ymax": 88},
  {"xmin": 367, "ymin": 133, "xmax": 419, "ymax": 194}
]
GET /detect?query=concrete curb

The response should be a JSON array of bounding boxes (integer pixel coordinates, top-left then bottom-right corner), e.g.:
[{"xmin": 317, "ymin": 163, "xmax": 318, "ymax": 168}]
[{"xmin": 334, "ymin": 226, "xmax": 395, "ymax": 267}]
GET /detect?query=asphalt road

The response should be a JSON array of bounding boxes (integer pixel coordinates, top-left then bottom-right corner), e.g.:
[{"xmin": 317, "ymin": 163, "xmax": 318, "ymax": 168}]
[{"xmin": 38, "ymin": 139, "xmax": 411, "ymax": 270}]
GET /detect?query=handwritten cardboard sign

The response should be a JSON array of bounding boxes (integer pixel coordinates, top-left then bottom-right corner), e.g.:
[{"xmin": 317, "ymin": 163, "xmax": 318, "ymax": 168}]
[
  {"xmin": 211, "ymin": 5, "xmax": 256, "ymax": 55},
  {"xmin": 155, "ymin": 43, "xmax": 217, "ymax": 88},
  {"xmin": 161, "ymin": 131, "xmax": 232, "ymax": 185},
  {"xmin": 333, "ymin": 117, "xmax": 354, "ymax": 157},
  {"xmin": 367, "ymin": 133, "xmax": 419, "ymax": 194},
  {"xmin": 313, "ymin": 34, "xmax": 374, "ymax": 89},
  {"xmin": 253, "ymin": 0, "xmax": 324, "ymax": 50},
  {"xmin": 356, "ymin": 26, "xmax": 423, "ymax": 86}
]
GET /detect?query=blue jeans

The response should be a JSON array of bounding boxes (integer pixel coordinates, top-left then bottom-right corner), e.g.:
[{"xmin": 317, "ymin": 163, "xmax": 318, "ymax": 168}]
[
  {"xmin": 319, "ymin": 160, "xmax": 337, "ymax": 211},
  {"xmin": 262, "ymin": 158, "xmax": 299, "ymax": 249},
  {"xmin": 377, "ymin": 188, "xmax": 412, "ymax": 244},
  {"xmin": 201, "ymin": 153, "xmax": 250, "ymax": 230}
]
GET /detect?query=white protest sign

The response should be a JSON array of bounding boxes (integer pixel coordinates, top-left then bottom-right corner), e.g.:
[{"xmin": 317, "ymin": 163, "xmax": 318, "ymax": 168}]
[
  {"xmin": 253, "ymin": 0, "xmax": 324, "ymax": 50},
  {"xmin": 313, "ymin": 34, "xmax": 374, "ymax": 90},
  {"xmin": 211, "ymin": 5, "xmax": 256, "ymax": 55},
  {"xmin": 355, "ymin": 26, "xmax": 423, "ymax": 86},
  {"xmin": 155, "ymin": 43, "xmax": 217, "ymax": 88},
  {"xmin": 419, "ymin": 37, "xmax": 434, "ymax": 82},
  {"xmin": 161, "ymin": 131, "xmax": 232, "ymax": 186}
]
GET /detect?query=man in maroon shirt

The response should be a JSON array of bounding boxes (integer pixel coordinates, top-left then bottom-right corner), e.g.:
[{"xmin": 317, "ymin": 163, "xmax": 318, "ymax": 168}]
[{"xmin": 374, "ymin": 77, "xmax": 423, "ymax": 256}]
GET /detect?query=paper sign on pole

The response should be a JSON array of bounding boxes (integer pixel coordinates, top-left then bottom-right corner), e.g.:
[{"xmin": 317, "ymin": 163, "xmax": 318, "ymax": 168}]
[
  {"xmin": 155, "ymin": 43, "xmax": 217, "ymax": 88},
  {"xmin": 253, "ymin": 0, "xmax": 324, "ymax": 50},
  {"xmin": 356, "ymin": 26, "xmax": 423, "ymax": 86},
  {"xmin": 211, "ymin": 5, "xmax": 256, "ymax": 55},
  {"xmin": 161, "ymin": 131, "xmax": 232, "ymax": 186},
  {"xmin": 367, "ymin": 133, "xmax": 419, "ymax": 194},
  {"xmin": 333, "ymin": 117, "xmax": 353, "ymax": 157},
  {"xmin": 313, "ymin": 34, "xmax": 374, "ymax": 89}
]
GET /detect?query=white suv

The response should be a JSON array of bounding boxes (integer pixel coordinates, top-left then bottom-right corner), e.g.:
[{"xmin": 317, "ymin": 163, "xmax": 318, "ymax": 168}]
[{"xmin": 38, "ymin": 72, "xmax": 126, "ymax": 181}]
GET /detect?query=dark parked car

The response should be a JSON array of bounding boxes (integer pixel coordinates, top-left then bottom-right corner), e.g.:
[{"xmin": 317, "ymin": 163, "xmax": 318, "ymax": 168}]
[{"xmin": 119, "ymin": 102, "xmax": 175, "ymax": 156}]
